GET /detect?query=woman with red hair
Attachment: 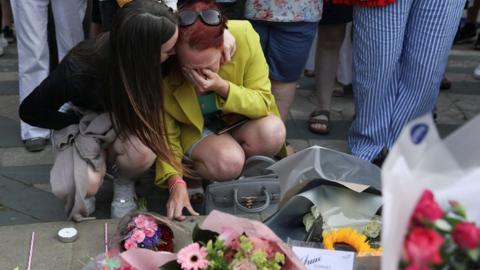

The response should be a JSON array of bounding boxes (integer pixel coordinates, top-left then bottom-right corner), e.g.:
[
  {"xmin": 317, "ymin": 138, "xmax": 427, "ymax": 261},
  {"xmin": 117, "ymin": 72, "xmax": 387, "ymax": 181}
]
[{"xmin": 157, "ymin": 0, "xmax": 286, "ymax": 220}]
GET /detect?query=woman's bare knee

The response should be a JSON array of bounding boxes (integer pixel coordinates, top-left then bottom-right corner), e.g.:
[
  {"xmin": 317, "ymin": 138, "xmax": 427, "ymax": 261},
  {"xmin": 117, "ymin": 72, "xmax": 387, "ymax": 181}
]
[
  {"xmin": 240, "ymin": 115, "xmax": 286, "ymax": 156},
  {"xmin": 109, "ymin": 136, "xmax": 156, "ymax": 177},
  {"xmin": 194, "ymin": 148, "xmax": 245, "ymax": 181}
]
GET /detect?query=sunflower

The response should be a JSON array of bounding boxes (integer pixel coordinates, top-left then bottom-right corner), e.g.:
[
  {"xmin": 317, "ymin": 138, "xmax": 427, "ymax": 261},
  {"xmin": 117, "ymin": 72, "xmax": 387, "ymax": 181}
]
[{"xmin": 322, "ymin": 228, "xmax": 382, "ymax": 256}]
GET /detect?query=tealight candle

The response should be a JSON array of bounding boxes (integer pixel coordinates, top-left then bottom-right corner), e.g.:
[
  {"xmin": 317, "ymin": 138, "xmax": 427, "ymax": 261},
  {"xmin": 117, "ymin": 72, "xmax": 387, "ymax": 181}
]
[{"xmin": 57, "ymin": 227, "xmax": 78, "ymax": 243}]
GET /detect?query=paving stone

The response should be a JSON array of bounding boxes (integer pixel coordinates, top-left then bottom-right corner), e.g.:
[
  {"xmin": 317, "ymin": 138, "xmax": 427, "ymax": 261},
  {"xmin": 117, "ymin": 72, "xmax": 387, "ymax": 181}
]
[
  {"xmin": 448, "ymin": 94, "xmax": 480, "ymax": 113},
  {"xmin": 0, "ymin": 146, "xmax": 54, "ymax": 167},
  {"xmin": 0, "ymin": 58, "xmax": 18, "ymax": 72},
  {"xmin": 0, "ymin": 80, "xmax": 19, "ymax": 95},
  {"xmin": 0, "ymin": 95, "xmax": 20, "ymax": 120},
  {"xmin": 286, "ymin": 139, "xmax": 309, "ymax": 152},
  {"xmin": 0, "ymin": 208, "xmax": 39, "ymax": 225},
  {"xmin": 0, "ymin": 164, "xmax": 51, "ymax": 185},
  {"xmin": 0, "ymin": 71, "xmax": 18, "ymax": 81},
  {"xmin": 0, "ymin": 175, "xmax": 66, "ymax": 222},
  {"xmin": 0, "ymin": 115, "xmax": 23, "ymax": 147}
]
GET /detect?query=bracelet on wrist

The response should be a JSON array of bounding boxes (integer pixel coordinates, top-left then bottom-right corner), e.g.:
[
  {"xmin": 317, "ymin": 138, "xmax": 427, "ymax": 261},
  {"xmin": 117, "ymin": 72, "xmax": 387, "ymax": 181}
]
[{"xmin": 169, "ymin": 178, "xmax": 186, "ymax": 193}]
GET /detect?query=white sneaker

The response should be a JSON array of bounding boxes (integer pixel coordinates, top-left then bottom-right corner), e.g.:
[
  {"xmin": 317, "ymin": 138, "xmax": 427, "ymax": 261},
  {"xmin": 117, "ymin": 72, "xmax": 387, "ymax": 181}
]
[
  {"xmin": 85, "ymin": 196, "xmax": 96, "ymax": 216},
  {"xmin": 474, "ymin": 64, "xmax": 480, "ymax": 80},
  {"xmin": 111, "ymin": 177, "xmax": 137, "ymax": 218}
]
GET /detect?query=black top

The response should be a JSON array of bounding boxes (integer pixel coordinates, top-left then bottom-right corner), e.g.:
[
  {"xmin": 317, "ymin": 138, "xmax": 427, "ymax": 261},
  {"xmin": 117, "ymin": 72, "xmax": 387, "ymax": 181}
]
[{"xmin": 19, "ymin": 43, "xmax": 107, "ymax": 130}]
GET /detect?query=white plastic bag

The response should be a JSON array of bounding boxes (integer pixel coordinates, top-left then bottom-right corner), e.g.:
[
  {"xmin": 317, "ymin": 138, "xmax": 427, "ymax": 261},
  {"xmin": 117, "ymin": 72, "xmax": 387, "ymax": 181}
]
[{"xmin": 381, "ymin": 114, "xmax": 480, "ymax": 270}]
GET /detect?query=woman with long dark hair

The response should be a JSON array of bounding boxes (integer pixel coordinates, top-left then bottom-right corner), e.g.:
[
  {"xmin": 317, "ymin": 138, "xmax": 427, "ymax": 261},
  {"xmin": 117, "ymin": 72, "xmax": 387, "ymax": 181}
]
[{"xmin": 18, "ymin": 0, "xmax": 235, "ymax": 219}]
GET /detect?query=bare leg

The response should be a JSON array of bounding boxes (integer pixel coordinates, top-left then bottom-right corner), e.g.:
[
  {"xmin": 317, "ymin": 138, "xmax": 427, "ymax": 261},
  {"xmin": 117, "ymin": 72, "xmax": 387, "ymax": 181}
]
[
  {"xmin": 108, "ymin": 136, "xmax": 156, "ymax": 177},
  {"xmin": 271, "ymin": 80, "xmax": 297, "ymax": 121},
  {"xmin": 310, "ymin": 24, "xmax": 347, "ymax": 132},
  {"xmin": 1, "ymin": 0, "xmax": 13, "ymax": 28},
  {"xmin": 191, "ymin": 133, "xmax": 245, "ymax": 181},
  {"xmin": 231, "ymin": 114, "xmax": 285, "ymax": 157}
]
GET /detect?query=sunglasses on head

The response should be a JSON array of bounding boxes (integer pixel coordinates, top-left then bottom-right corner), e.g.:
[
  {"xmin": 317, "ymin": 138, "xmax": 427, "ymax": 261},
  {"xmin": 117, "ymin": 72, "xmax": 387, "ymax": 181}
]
[{"xmin": 178, "ymin": 9, "xmax": 223, "ymax": 26}]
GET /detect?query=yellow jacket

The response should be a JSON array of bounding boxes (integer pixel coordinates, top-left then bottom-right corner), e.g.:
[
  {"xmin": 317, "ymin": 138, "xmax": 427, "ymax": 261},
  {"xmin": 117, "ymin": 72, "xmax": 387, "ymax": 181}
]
[{"xmin": 155, "ymin": 20, "xmax": 283, "ymax": 187}]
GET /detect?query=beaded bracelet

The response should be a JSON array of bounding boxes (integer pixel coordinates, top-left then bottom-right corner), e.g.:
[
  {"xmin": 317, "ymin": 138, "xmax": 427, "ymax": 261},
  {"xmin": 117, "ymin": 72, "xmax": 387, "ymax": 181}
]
[{"xmin": 169, "ymin": 178, "xmax": 186, "ymax": 193}]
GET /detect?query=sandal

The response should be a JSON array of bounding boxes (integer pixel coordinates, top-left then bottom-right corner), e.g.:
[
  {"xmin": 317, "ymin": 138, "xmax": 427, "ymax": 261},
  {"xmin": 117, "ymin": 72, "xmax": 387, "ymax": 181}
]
[{"xmin": 308, "ymin": 110, "xmax": 330, "ymax": 135}]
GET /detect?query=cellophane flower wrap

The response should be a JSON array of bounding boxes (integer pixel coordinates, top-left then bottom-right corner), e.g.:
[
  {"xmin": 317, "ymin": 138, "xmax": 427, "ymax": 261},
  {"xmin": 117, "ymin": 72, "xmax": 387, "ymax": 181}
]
[
  {"xmin": 381, "ymin": 115, "xmax": 480, "ymax": 270},
  {"xmin": 161, "ymin": 210, "xmax": 306, "ymax": 270},
  {"xmin": 112, "ymin": 212, "xmax": 175, "ymax": 252},
  {"xmin": 83, "ymin": 211, "xmax": 189, "ymax": 270}
]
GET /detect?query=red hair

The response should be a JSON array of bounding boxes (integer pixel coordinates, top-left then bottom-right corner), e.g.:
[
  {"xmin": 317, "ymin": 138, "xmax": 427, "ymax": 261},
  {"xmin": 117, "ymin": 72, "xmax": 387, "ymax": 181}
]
[{"xmin": 178, "ymin": 0, "xmax": 226, "ymax": 51}]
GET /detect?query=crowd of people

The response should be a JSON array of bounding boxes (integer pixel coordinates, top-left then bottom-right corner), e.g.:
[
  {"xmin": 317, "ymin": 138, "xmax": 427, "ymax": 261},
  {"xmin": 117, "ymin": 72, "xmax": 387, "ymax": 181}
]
[{"xmin": 2, "ymin": 0, "xmax": 478, "ymax": 220}]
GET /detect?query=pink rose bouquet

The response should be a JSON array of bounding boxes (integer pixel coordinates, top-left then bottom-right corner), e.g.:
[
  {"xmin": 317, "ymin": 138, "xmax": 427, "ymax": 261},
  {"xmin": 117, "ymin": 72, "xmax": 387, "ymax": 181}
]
[{"xmin": 401, "ymin": 190, "xmax": 480, "ymax": 269}]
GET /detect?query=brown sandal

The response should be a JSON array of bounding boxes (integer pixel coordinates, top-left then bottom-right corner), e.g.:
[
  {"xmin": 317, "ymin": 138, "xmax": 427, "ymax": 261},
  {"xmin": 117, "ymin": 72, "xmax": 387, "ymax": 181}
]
[{"xmin": 309, "ymin": 110, "xmax": 330, "ymax": 135}]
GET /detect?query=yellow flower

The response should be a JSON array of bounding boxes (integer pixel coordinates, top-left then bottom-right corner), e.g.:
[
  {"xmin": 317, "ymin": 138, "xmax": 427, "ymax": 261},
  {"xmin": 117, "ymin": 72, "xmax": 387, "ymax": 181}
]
[{"xmin": 322, "ymin": 228, "xmax": 382, "ymax": 256}]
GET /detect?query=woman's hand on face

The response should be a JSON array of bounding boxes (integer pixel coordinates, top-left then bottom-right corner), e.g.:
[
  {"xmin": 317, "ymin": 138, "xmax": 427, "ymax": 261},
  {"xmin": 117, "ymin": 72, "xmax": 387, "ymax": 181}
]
[
  {"xmin": 222, "ymin": 29, "xmax": 237, "ymax": 64},
  {"xmin": 183, "ymin": 68, "xmax": 230, "ymax": 98},
  {"xmin": 166, "ymin": 180, "xmax": 199, "ymax": 221}
]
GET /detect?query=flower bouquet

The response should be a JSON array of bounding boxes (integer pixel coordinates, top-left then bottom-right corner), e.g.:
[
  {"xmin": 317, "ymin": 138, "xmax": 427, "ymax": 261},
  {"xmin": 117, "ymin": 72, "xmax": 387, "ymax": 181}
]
[
  {"xmin": 381, "ymin": 114, "xmax": 480, "ymax": 270},
  {"xmin": 118, "ymin": 213, "xmax": 174, "ymax": 252},
  {"xmin": 400, "ymin": 189, "xmax": 480, "ymax": 269},
  {"xmin": 161, "ymin": 210, "xmax": 305, "ymax": 270},
  {"xmin": 82, "ymin": 212, "xmax": 189, "ymax": 270},
  {"xmin": 301, "ymin": 200, "xmax": 382, "ymax": 254}
]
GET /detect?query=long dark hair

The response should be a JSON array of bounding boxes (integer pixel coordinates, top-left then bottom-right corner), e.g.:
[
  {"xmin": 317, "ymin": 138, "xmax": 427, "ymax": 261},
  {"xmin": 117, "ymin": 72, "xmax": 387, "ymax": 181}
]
[
  {"xmin": 106, "ymin": 0, "xmax": 180, "ymax": 173},
  {"xmin": 71, "ymin": 0, "xmax": 181, "ymax": 174}
]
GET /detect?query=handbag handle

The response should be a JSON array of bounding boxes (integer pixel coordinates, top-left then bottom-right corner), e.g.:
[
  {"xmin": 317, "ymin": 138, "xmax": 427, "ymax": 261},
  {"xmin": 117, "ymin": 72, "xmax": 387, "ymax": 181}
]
[{"xmin": 233, "ymin": 187, "xmax": 271, "ymax": 213}]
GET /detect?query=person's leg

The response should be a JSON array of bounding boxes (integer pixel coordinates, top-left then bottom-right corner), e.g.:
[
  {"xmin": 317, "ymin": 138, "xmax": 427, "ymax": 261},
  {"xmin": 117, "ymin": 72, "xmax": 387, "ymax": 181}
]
[
  {"xmin": 231, "ymin": 114, "xmax": 286, "ymax": 157},
  {"xmin": 270, "ymin": 81, "xmax": 297, "ymax": 121},
  {"xmin": 11, "ymin": 0, "xmax": 51, "ymax": 150},
  {"xmin": 387, "ymin": 0, "xmax": 465, "ymax": 148},
  {"xmin": 455, "ymin": 0, "xmax": 480, "ymax": 43},
  {"xmin": 108, "ymin": 136, "xmax": 156, "ymax": 177},
  {"xmin": 309, "ymin": 23, "xmax": 347, "ymax": 134},
  {"xmin": 466, "ymin": 0, "xmax": 480, "ymax": 24},
  {"xmin": 190, "ymin": 133, "xmax": 245, "ymax": 181},
  {"xmin": 304, "ymin": 33, "xmax": 317, "ymax": 77},
  {"xmin": 2, "ymin": 0, "xmax": 15, "ymax": 43},
  {"xmin": 51, "ymin": 0, "xmax": 87, "ymax": 61},
  {"xmin": 348, "ymin": 1, "xmax": 411, "ymax": 161},
  {"xmin": 268, "ymin": 22, "xmax": 318, "ymax": 121},
  {"xmin": 107, "ymin": 135, "xmax": 156, "ymax": 218}
]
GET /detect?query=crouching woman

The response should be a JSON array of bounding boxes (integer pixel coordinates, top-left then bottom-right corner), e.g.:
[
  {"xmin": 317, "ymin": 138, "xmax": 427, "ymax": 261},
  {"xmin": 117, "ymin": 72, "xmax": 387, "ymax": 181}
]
[{"xmin": 158, "ymin": 0, "xmax": 286, "ymax": 220}]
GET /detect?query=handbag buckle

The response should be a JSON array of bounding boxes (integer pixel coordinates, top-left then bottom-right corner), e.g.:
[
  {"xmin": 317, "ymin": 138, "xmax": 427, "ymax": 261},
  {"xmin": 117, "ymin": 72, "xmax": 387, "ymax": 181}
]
[{"xmin": 241, "ymin": 196, "xmax": 257, "ymax": 208}]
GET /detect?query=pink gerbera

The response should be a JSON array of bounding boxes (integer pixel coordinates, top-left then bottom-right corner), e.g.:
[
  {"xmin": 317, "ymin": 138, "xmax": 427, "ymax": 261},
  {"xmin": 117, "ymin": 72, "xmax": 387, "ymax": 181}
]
[{"xmin": 177, "ymin": 243, "xmax": 209, "ymax": 270}]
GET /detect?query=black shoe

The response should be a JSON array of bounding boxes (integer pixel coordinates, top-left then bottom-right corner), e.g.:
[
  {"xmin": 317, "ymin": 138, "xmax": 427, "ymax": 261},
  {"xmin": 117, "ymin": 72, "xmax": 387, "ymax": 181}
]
[
  {"xmin": 3, "ymin": 26, "xmax": 15, "ymax": 44},
  {"xmin": 24, "ymin": 137, "xmax": 48, "ymax": 152},
  {"xmin": 440, "ymin": 76, "xmax": 451, "ymax": 90},
  {"xmin": 454, "ymin": 23, "xmax": 477, "ymax": 44}
]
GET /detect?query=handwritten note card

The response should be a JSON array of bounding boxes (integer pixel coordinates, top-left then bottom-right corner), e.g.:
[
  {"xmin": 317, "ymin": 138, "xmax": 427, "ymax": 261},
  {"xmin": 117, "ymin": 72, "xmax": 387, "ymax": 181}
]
[{"xmin": 292, "ymin": 246, "xmax": 355, "ymax": 270}]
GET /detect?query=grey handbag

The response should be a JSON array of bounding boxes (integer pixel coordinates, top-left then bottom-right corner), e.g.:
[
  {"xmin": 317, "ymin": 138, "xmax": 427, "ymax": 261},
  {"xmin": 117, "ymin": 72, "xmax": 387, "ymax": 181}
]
[{"xmin": 204, "ymin": 174, "xmax": 281, "ymax": 219}]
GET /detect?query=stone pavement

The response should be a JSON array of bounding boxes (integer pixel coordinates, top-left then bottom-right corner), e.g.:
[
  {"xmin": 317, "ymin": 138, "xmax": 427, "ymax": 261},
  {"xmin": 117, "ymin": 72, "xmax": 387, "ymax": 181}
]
[{"xmin": 0, "ymin": 42, "xmax": 479, "ymax": 228}]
